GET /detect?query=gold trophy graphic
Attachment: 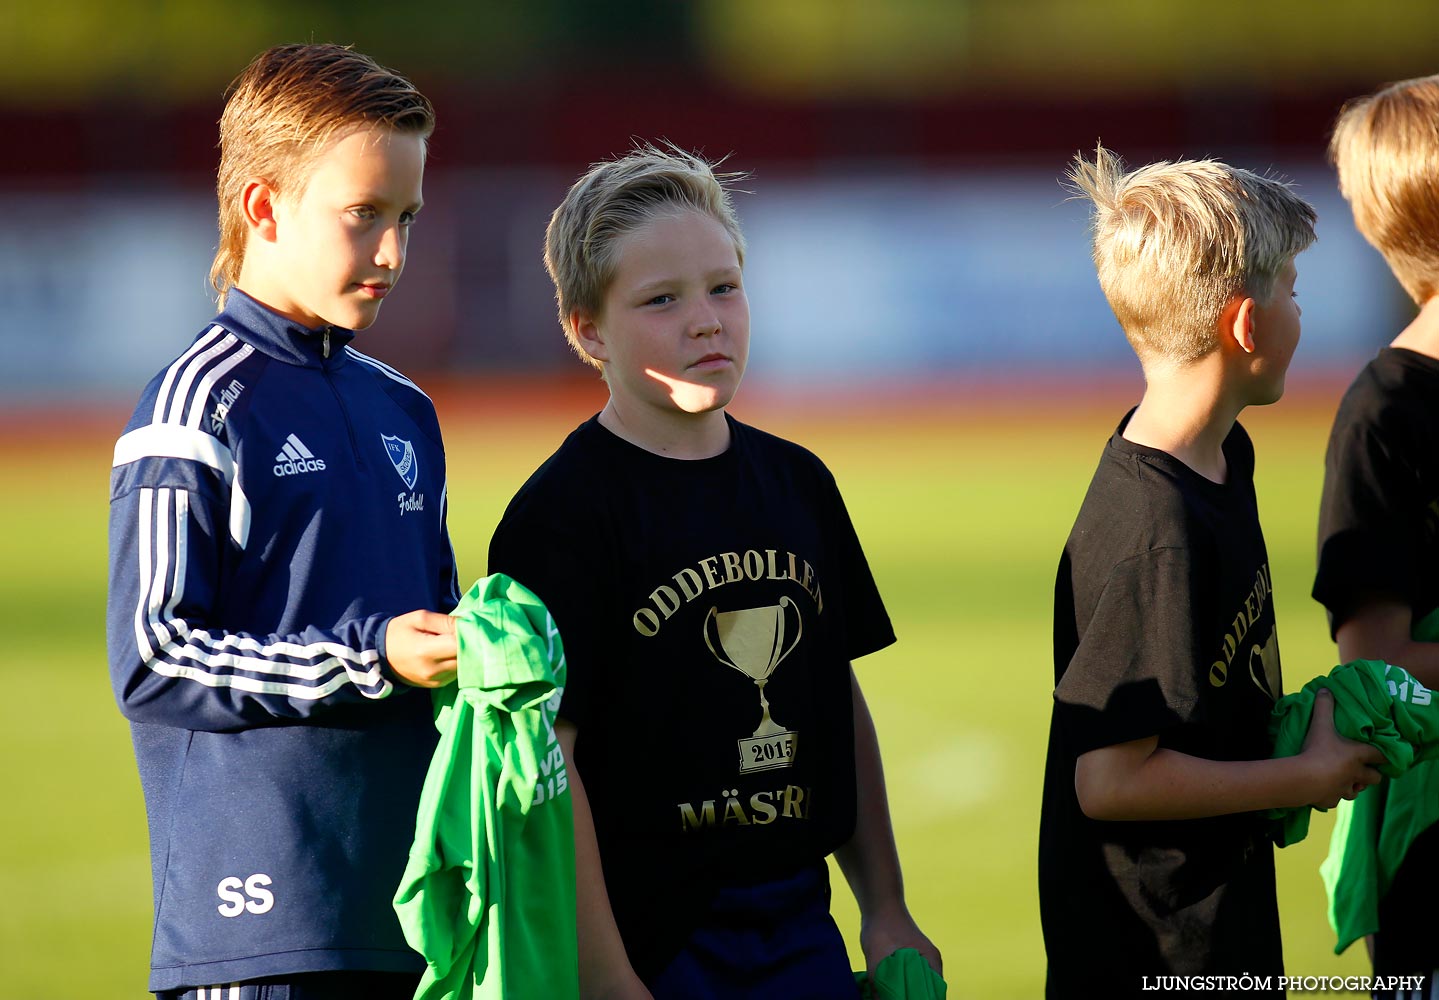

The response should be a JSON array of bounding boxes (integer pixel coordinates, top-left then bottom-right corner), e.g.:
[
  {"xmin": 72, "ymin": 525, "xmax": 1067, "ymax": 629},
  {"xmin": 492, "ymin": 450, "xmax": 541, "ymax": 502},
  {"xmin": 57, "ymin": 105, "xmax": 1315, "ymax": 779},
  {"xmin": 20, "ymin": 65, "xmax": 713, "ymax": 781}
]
[
  {"xmin": 704, "ymin": 597, "xmax": 802, "ymax": 773},
  {"xmin": 1249, "ymin": 625, "xmax": 1281, "ymax": 701}
]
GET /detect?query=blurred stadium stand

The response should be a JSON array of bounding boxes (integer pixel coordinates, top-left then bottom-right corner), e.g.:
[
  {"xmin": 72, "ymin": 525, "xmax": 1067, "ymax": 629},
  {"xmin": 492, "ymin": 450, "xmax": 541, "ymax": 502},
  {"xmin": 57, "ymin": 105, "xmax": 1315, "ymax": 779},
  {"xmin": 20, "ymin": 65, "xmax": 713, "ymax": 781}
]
[{"xmin": 3, "ymin": 0, "xmax": 1433, "ymax": 402}]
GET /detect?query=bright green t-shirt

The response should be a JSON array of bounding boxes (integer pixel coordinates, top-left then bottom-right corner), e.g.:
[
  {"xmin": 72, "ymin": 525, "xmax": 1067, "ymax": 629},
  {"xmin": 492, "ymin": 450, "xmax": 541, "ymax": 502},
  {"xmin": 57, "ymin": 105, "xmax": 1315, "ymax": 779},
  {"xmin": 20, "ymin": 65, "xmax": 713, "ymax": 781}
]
[
  {"xmin": 855, "ymin": 947, "xmax": 947, "ymax": 999},
  {"xmin": 1267, "ymin": 654, "xmax": 1439, "ymax": 955},
  {"xmin": 394, "ymin": 574, "xmax": 579, "ymax": 1000},
  {"xmin": 1268, "ymin": 658, "xmax": 1439, "ymax": 848},
  {"xmin": 1313, "ymin": 611, "xmax": 1439, "ymax": 955}
]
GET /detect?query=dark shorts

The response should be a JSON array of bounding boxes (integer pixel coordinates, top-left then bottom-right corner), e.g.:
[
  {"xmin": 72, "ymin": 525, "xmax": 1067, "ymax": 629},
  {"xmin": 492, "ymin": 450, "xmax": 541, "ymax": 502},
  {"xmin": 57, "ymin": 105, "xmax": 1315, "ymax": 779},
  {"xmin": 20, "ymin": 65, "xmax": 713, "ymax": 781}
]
[
  {"xmin": 648, "ymin": 862, "xmax": 860, "ymax": 1000},
  {"xmin": 156, "ymin": 972, "xmax": 421, "ymax": 1000}
]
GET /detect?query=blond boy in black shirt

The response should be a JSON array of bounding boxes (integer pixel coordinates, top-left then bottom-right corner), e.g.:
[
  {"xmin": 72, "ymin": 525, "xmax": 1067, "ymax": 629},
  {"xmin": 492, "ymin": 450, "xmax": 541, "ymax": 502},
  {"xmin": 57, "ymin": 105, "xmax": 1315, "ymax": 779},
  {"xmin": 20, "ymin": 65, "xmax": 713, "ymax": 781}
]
[
  {"xmin": 1315, "ymin": 74, "xmax": 1439, "ymax": 990},
  {"xmin": 489, "ymin": 145, "xmax": 939, "ymax": 1000},
  {"xmin": 1039, "ymin": 145, "xmax": 1382, "ymax": 997}
]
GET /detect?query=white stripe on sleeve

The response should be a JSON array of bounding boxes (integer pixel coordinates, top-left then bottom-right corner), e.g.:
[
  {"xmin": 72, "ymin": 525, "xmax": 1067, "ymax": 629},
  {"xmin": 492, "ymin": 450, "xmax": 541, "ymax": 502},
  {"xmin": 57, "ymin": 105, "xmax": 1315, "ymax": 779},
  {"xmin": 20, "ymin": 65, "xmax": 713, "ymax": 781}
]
[
  {"xmin": 151, "ymin": 325, "xmax": 225, "ymax": 425},
  {"xmin": 162, "ymin": 331, "xmax": 240, "ymax": 425},
  {"xmin": 161, "ymin": 488, "xmax": 187, "ymax": 631},
  {"xmin": 144, "ymin": 488, "xmax": 176, "ymax": 650},
  {"xmin": 114, "ymin": 424, "xmax": 237, "ymax": 483},
  {"xmin": 133, "ymin": 488, "xmax": 157, "ymax": 661},
  {"xmin": 183, "ymin": 342, "xmax": 254, "ymax": 429}
]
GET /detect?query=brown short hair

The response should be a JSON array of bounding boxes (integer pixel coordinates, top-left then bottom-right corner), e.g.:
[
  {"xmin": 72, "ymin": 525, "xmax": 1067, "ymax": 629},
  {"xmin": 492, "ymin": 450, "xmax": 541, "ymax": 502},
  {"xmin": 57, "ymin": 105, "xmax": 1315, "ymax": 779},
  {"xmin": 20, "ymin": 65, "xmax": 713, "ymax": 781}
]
[
  {"xmin": 1069, "ymin": 144, "xmax": 1316, "ymax": 365},
  {"xmin": 1330, "ymin": 75, "xmax": 1439, "ymax": 304},
  {"xmin": 211, "ymin": 43, "xmax": 434, "ymax": 302},
  {"xmin": 543, "ymin": 142, "xmax": 747, "ymax": 368}
]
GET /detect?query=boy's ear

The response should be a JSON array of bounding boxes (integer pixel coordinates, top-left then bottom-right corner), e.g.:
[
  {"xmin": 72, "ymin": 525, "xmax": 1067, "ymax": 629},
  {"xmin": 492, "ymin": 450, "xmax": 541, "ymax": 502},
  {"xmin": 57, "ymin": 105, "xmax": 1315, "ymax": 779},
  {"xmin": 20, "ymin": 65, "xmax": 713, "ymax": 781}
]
[
  {"xmin": 241, "ymin": 179, "xmax": 280, "ymax": 244},
  {"xmin": 571, "ymin": 308, "xmax": 609, "ymax": 364},
  {"xmin": 1225, "ymin": 295, "xmax": 1258, "ymax": 355}
]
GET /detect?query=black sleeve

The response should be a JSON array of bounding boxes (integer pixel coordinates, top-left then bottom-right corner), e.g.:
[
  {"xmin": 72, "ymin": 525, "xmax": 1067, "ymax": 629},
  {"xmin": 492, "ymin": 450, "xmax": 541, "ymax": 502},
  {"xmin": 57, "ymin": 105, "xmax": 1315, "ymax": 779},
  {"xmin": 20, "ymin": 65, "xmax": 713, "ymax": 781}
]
[
  {"xmin": 1313, "ymin": 415, "xmax": 1416, "ymax": 632},
  {"xmin": 1054, "ymin": 546, "xmax": 1208, "ymax": 757},
  {"xmin": 819, "ymin": 470, "xmax": 896, "ymax": 661},
  {"xmin": 488, "ymin": 498, "xmax": 605, "ymax": 731}
]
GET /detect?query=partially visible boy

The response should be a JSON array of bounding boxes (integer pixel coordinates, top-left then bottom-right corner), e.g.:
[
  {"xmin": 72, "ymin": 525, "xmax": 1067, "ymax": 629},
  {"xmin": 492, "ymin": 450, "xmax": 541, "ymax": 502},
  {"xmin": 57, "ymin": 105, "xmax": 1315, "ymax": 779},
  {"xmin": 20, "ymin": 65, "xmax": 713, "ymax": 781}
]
[
  {"xmin": 487, "ymin": 145, "xmax": 939, "ymax": 999},
  {"xmin": 1315, "ymin": 74, "xmax": 1439, "ymax": 987},
  {"xmin": 106, "ymin": 44, "xmax": 459, "ymax": 999},
  {"xmin": 1038, "ymin": 145, "xmax": 1382, "ymax": 996}
]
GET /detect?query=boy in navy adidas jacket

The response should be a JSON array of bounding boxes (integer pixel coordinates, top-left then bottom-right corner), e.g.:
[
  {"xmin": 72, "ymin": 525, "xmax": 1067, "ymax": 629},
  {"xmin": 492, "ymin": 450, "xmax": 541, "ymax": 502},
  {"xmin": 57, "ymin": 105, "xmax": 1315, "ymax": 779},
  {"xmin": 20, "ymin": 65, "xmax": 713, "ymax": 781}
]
[{"xmin": 106, "ymin": 44, "xmax": 459, "ymax": 1000}]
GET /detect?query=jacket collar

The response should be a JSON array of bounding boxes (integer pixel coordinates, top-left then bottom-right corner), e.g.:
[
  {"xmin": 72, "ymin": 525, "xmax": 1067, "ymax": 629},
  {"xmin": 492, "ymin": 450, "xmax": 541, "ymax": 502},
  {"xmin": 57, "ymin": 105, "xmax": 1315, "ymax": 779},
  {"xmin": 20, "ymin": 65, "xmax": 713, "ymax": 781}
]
[{"xmin": 218, "ymin": 289, "xmax": 358, "ymax": 369}]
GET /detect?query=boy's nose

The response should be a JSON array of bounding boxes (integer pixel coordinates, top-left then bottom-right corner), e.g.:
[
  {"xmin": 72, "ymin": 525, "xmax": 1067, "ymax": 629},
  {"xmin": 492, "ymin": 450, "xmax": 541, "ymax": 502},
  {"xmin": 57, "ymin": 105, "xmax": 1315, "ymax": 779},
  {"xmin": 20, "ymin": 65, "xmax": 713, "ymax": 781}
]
[
  {"xmin": 688, "ymin": 308, "xmax": 722, "ymax": 337},
  {"xmin": 375, "ymin": 225, "xmax": 407, "ymax": 271}
]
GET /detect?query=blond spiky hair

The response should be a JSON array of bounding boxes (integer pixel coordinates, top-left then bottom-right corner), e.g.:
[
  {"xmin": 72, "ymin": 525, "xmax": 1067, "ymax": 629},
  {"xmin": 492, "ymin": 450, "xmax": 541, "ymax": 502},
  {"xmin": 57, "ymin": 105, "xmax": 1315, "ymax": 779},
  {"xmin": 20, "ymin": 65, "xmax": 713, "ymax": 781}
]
[
  {"xmin": 543, "ymin": 141, "xmax": 748, "ymax": 368},
  {"xmin": 1330, "ymin": 75, "xmax": 1439, "ymax": 305},
  {"xmin": 1069, "ymin": 144, "xmax": 1316, "ymax": 365}
]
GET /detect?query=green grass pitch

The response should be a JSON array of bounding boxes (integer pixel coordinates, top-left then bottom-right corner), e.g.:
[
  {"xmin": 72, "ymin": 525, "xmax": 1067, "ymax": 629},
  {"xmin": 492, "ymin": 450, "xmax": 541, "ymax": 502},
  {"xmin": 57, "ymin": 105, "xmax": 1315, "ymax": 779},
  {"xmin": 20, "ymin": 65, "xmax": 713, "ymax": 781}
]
[{"xmin": 0, "ymin": 381, "xmax": 1373, "ymax": 998}]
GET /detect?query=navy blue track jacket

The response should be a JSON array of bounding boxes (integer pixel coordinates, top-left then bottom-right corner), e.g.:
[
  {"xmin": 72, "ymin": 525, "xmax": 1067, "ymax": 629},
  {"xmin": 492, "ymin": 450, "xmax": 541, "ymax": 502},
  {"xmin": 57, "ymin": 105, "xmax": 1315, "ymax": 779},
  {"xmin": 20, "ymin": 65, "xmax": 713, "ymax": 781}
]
[{"xmin": 106, "ymin": 290, "xmax": 461, "ymax": 991}]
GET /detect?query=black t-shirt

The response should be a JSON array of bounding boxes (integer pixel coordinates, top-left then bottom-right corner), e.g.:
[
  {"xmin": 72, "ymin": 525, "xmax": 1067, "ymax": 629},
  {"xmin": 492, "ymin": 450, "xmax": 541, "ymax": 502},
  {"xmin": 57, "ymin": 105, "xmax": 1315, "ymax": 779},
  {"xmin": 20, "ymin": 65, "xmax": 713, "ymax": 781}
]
[
  {"xmin": 487, "ymin": 413, "xmax": 895, "ymax": 980},
  {"xmin": 1038, "ymin": 414, "xmax": 1284, "ymax": 997},
  {"xmin": 1314, "ymin": 347, "xmax": 1439, "ymax": 635},
  {"xmin": 1314, "ymin": 347, "xmax": 1439, "ymax": 975}
]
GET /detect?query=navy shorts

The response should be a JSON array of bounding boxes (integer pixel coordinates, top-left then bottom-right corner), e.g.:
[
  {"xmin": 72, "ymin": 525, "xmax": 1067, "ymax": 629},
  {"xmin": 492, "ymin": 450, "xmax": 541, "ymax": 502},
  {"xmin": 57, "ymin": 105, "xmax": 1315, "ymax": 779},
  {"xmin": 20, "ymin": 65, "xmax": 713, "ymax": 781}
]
[{"xmin": 649, "ymin": 862, "xmax": 860, "ymax": 1000}]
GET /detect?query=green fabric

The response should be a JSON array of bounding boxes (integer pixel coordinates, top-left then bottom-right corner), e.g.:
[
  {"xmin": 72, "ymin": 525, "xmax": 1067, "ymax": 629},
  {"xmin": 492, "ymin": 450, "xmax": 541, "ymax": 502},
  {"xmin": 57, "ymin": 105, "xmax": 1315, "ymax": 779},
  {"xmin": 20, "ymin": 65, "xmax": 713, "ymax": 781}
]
[
  {"xmin": 394, "ymin": 574, "xmax": 579, "ymax": 1000},
  {"xmin": 1318, "ymin": 609, "xmax": 1439, "ymax": 955},
  {"xmin": 1319, "ymin": 766, "xmax": 1439, "ymax": 955},
  {"xmin": 1268, "ymin": 659, "xmax": 1439, "ymax": 848},
  {"xmin": 854, "ymin": 948, "xmax": 947, "ymax": 1000}
]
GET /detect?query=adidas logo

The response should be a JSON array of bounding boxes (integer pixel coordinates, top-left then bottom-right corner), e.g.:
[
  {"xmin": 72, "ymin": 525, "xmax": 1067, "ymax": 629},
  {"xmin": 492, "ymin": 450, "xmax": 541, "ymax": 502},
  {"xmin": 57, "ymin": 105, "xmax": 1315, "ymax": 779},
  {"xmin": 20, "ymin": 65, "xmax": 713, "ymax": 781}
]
[{"xmin": 272, "ymin": 434, "xmax": 327, "ymax": 477}]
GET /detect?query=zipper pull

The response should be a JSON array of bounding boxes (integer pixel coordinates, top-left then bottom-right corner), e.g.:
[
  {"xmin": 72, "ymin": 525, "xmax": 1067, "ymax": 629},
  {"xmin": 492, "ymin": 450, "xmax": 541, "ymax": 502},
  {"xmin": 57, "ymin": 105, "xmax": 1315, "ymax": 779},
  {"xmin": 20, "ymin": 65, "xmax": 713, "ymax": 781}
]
[{"xmin": 323, "ymin": 329, "xmax": 331, "ymax": 359}]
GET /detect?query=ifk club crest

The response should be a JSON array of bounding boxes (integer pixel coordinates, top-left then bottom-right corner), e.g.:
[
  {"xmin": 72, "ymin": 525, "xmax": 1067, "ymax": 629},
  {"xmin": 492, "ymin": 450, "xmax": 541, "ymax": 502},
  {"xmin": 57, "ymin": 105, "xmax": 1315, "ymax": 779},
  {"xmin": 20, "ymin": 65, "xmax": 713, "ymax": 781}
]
[
  {"xmin": 704, "ymin": 597, "xmax": 803, "ymax": 774},
  {"xmin": 382, "ymin": 434, "xmax": 418, "ymax": 489}
]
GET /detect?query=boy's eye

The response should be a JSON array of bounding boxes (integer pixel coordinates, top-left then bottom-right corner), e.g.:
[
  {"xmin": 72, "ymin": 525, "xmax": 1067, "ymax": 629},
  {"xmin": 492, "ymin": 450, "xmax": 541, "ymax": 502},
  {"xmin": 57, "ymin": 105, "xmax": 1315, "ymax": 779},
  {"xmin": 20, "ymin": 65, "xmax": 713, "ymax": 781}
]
[
  {"xmin": 349, "ymin": 206, "xmax": 376, "ymax": 222},
  {"xmin": 400, "ymin": 211, "xmax": 417, "ymax": 227},
  {"xmin": 646, "ymin": 294, "xmax": 674, "ymax": 306},
  {"xmin": 712, "ymin": 283, "xmax": 737, "ymax": 295}
]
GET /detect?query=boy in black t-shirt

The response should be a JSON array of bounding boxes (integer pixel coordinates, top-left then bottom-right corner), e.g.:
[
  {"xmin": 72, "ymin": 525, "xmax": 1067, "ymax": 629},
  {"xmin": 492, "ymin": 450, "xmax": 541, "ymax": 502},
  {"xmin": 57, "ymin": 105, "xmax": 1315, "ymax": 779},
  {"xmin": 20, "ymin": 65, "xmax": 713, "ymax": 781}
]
[
  {"xmin": 1315, "ymin": 75, "xmax": 1439, "ymax": 989},
  {"xmin": 1038, "ymin": 145, "xmax": 1383, "ymax": 997},
  {"xmin": 487, "ymin": 144, "xmax": 939, "ymax": 999}
]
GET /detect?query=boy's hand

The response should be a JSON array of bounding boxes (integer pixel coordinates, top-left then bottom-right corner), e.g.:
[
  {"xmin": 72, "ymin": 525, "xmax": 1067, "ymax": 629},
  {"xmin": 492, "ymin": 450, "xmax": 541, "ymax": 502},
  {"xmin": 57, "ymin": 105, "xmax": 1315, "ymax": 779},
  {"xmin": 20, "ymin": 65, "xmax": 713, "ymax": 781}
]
[
  {"xmin": 859, "ymin": 903, "xmax": 942, "ymax": 979},
  {"xmin": 385, "ymin": 610, "xmax": 458, "ymax": 687},
  {"xmin": 1299, "ymin": 688, "xmax": 1384, "ymax": 809}
]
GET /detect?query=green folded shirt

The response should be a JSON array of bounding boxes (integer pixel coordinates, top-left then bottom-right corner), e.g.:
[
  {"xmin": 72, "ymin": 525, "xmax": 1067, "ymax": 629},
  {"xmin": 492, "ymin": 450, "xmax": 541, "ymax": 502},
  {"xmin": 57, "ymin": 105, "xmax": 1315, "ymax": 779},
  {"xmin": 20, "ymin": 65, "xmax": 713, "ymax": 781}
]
[
  {"xmin": 1267, "ymin": 656, "xmax": 1439, "ymax": 955},
  {"xmin": 1269, "ymin": 658, "xmax": 1439, "ymax": 847},
  {"xmin": 855, "ymin": 948, "xmax": 947, "ymax": 1000},
  {"xmin": 394, "ymin": 574, "xmax": 579, "ymax": 1000},
  {"xmin": 1313, "ymin": 610, "xmax": 1439, "ymax": 955}
]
